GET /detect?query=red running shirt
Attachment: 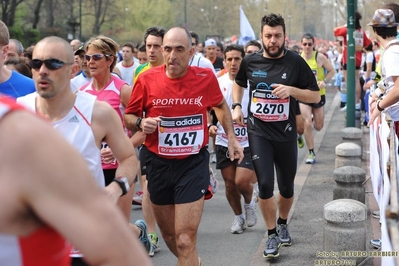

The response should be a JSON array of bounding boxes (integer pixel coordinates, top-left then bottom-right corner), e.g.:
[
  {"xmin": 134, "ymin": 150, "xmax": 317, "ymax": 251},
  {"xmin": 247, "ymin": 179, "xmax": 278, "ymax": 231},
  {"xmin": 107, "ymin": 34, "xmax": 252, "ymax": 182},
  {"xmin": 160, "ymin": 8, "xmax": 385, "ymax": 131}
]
[
  {"xmin": 126, "ymin": 65, "xmax": 223, "ymax": 159},
  {"xmin": 0, "ymin": 97, "xmax": 71, "ymax": 266}
]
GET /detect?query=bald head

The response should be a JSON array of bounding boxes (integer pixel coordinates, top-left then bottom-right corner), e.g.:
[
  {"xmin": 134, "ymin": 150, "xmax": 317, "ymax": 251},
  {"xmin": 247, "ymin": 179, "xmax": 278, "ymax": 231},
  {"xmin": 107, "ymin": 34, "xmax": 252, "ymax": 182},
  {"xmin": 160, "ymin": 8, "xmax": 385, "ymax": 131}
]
[
  {"xmin": 35, "ymin": 36, "xmax": 74, "ymax": 63},
  {"xmin": 70, "ymin": 39, "xmax": 81, "ymax": 47},
  {"xmin": 162, "ymin": 27, "xmax": 195, "ymax": 79},
  {"xmin": 164, "ymin": 27, "xmax": 192, "ymax": 49}
]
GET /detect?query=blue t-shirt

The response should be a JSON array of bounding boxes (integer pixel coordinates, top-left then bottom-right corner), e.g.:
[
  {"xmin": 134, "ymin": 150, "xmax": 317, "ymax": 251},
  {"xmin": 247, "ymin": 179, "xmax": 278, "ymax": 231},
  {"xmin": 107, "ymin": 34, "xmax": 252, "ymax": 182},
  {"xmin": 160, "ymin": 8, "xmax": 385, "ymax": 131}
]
[{"xmin": 0, "ymin": 71, "xmax": 35, "ymax": 98}]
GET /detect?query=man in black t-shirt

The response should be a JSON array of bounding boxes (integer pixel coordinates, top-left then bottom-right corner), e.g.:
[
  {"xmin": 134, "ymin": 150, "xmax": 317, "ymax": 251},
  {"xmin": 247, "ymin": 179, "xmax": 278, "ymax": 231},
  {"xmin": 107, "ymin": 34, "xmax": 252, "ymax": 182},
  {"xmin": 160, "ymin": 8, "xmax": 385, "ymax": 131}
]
[{"xmin": 232, "ymin": 13, "xmax": 320, "ymax": 259}]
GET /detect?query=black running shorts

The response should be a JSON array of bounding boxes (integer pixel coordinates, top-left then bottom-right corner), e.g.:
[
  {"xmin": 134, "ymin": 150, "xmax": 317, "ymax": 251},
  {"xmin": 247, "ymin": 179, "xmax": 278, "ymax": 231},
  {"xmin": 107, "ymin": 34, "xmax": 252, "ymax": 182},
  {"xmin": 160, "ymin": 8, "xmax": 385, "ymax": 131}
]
[
  {"xmin": 302, "ymin": 94, "xmax": 326, "ymax": 109},
  {"xmin": 145, "ymin": 147, "xmax": 210, "ymax": 205},
  {"xmin": 215, "ymin": 145, "xmax": 253, "ymax": 170}
]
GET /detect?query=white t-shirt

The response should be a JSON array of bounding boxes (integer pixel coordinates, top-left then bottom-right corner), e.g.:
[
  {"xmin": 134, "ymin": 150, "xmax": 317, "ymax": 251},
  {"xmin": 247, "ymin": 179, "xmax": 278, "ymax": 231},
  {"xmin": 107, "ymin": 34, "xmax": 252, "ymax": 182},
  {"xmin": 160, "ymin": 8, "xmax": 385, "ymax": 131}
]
[
  {"xmin": 71, "ymin": 72, "xmax": 92, "ymax": 93},
  {"xmin": 189, "ymin": 54, "xmax": 216, "ymax": 75},
  {"xmin": 381, "ymin": 40, "xmax": 399, "ymax": 120},
  {"xmin": 115, "ymin": 61, "xmax": 138, "ymax": 86},
  {"xmin": 215, "ymin": 73, "xmax": 249, "ymax": 148}
]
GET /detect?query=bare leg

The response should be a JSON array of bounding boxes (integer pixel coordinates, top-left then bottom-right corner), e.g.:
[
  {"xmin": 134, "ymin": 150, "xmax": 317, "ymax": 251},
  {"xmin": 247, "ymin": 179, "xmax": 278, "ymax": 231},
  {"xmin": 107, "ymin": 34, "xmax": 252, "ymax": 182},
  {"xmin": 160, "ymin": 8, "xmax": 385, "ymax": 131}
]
[
  {"xmin": 152, "ymin": 198, "xmax": 205, "ymax": 265},
  {"xmin": 258, "ymin": 196, "xmax": 277, "ymax": 229},
  {"xmin": 299, "ymin": 103, "xmax": 314, "ymax": 150},
  {"xmin": 277, "ymin": 194, "xmax": 294, "ymax": 220},
  {"xmin": 142, "ymin": 179, "xmax": 157, "ymax": 233},
  {"xmin": 221, "ymin": 165, "xmax": 242, "ymax": 215}
]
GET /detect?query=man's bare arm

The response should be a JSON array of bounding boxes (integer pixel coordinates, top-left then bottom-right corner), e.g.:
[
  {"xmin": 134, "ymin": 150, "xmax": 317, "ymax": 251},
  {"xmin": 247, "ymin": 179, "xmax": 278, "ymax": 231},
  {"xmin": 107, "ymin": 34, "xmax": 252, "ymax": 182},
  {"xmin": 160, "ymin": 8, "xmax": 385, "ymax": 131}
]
[
  {"xmin": 319, "ymin": 53, "xmax": 336, "ymax": 82},
  {"xmin": 0, "ymin": 110, "xmax": 151, "ymax": 266},
  {"xmin": 93, "ymin": 101, "xmax": 138, "ymax": 188}
]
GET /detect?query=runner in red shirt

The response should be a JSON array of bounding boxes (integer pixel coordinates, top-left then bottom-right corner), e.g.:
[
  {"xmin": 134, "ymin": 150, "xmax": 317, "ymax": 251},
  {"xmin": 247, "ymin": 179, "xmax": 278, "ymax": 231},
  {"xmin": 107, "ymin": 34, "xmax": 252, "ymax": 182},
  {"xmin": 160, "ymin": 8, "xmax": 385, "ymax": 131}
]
[
  {"xmin": 124, "ymin": 27, "xmax": 244, "ymax": 266},
  {"xmin": 334, "ymin": 11, "xmax": 371, "ymax": 108}
]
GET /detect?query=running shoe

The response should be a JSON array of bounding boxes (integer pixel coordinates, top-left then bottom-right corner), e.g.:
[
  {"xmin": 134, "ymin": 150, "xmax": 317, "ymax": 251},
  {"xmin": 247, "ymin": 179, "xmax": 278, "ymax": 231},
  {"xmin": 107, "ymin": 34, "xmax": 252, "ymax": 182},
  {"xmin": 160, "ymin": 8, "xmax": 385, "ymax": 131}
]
[
  {"xmin": 209, "ymin": 167, "xmax": 219, "ymax": 194},
  {"xmin": 263, "ymin": 234, "xmax": 281, "ymax": 258},
  {"xmin": 132, "ymin": 191, "xmax": 143, "ymax": 205},
  {"xmin": 306, "ymin": 152, "xmax": 316, "ymax": 164},
  {"xmin": 297, "ymin": 135, "xmax": 304, "ymax": 149},
  {"xmin": 252, "ymin": 183, "xmax": 259, "ymax": 202},
  {"xmin": 210, "ymin": 151, "xmax": 217, "ymax": 163},
  {"xmin": 230, "ymin": 216, "xmax": 246, "ymax": 234},
  {"xmin": 277, "ymin": 224, "xmax": 292, "ymax": 246},
  {"xmin": 370, "ymin": 239, "xmax": 381, "ymax": 249},
  {"xmin": 148, "ymin": 233, "xmax": 160, "ymax": 257},
  {"xmin": 245, "ymin": 203, "xmax": 257, "ymax": 227},
  {"xmin": 372, "ymin": 210, "xmax": 380, "ymax": 219},
  {"xmin": 134, "ymin": 220, "xmax": 151, "ymax": 253}
]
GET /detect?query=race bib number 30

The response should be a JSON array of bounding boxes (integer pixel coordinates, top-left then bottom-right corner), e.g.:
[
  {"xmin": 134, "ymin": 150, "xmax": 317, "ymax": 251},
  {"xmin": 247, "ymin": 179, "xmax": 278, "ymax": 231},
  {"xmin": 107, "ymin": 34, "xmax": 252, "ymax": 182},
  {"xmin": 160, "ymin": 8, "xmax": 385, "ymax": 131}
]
[
  {"xmin": 158, "ymin": 114, "xmax": 204, "ymax": 156},
  {"xmin": 250, "ymin": 90, "xmax": 289, "ymax": 122}
]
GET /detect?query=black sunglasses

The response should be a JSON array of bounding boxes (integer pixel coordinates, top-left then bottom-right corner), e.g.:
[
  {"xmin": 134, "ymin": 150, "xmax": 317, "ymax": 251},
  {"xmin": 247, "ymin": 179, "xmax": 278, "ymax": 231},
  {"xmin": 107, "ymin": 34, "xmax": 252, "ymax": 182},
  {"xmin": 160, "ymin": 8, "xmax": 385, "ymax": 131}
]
[
  {"xmin": 84, "ymin": 54, "xmax": 111, "ymax": 61},
  {"xmin": 30, "ymin": 59, "xmax": 73, "ymax": 70},
  {"xmin": 302, "ymin": 43, "xmax": 313, "ymax": 47}
]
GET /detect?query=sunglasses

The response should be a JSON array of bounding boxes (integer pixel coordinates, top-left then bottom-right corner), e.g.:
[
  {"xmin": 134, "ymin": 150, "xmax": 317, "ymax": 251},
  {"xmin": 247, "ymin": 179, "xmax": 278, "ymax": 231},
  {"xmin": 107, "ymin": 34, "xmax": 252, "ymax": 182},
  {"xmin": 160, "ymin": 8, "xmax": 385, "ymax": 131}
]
[
  {"xmin": 302, "ymin": 43, "xmax": 313, "ymax": 47},
  {"xmin": 30, "ymin": 59, "xmax": 73, "ymax": 70},
  {"xmin": 84, "ymin": 54, "xmax": 111, "ymax": 61}
]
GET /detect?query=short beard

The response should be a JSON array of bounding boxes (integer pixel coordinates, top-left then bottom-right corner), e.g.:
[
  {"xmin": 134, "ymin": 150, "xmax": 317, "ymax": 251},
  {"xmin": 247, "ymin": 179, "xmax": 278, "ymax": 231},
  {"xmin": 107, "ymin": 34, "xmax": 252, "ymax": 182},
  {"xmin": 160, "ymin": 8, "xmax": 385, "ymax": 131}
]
[{"xmin": 262, "ymin": 41, "xmax": 285, "ymax": 58}]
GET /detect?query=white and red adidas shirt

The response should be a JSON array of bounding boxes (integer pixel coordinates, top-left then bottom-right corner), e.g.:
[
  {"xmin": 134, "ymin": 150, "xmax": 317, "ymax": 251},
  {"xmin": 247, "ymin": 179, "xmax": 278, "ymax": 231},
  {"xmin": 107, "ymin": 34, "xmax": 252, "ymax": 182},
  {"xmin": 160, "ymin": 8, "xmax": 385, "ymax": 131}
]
[{"xmin": 0, "ymin": 97, "xmax": 71, "ymax": 266}]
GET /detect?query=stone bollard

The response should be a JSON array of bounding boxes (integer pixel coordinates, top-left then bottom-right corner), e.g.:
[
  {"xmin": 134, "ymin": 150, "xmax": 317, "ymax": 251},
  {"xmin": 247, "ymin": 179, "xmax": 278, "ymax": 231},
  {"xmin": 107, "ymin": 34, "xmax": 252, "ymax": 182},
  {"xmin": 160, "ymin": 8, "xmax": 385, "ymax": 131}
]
[
  {"xmin": 335, "ymin": 142, "xmax": 361, "ymax": 169},
  {"xmin": 324, "ymin": 199, "xmax": 367, "ymax": 265},
  {"xmin": 333, "ymin": 166, "xmax": 366, "ymax": 203},
  {"xmin": 341, "ymin": 127, "xmax": 363, "ymax": 159}
]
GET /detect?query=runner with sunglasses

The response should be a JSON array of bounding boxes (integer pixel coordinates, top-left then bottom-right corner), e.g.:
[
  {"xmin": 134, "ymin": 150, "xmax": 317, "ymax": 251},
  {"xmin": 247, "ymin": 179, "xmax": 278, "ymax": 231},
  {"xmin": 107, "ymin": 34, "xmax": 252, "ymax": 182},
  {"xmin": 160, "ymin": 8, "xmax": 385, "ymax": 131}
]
[
  {"xmin": 78, "ymin": 35, "xmax": 152, "ymax": 260},
  {"xmin": 299, "ymin": 33, "xmax": 335, "ymax": 164},
  {"xmin": 16, "ymin": 36, "xmax": 148, "ymax": 266}
]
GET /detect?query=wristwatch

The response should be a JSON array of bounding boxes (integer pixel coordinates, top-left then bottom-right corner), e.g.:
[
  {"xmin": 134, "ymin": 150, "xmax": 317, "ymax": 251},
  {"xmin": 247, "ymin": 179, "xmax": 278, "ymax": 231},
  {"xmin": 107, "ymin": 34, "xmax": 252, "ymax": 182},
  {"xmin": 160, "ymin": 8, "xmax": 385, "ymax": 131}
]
[
  {"xmin": 135, "ymin": 117, "xmax": 143, "ymax": 131},
  {"xmin": 113, "ymin": 177, "xmax": 130, "ymax": 196},
  {"xmin": 232, "ymin": 103, "xmax": 242, "ymax": 110}
]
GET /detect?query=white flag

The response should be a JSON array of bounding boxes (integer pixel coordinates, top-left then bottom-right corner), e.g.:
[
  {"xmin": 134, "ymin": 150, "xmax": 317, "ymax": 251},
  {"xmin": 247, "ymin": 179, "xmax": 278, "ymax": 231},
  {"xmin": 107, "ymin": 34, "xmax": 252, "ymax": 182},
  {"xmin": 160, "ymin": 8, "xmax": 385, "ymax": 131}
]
[{"xmin": 239, "ymin": 6, "xmax": 256, "ymax": 45}]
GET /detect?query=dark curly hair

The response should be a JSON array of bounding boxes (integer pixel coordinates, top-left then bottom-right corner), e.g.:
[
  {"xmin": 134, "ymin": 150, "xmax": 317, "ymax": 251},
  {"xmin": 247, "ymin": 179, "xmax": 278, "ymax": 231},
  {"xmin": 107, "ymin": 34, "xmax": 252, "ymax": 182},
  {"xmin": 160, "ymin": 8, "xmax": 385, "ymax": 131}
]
[{"xmin": 261, "ymin": 13, "xmax": 285, "ymax": 34}]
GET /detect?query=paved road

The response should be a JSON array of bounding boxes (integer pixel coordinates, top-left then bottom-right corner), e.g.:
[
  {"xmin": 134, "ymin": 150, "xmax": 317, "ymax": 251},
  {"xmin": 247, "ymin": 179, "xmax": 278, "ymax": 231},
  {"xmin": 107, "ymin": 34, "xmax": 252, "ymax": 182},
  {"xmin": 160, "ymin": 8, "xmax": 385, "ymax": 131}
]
[{"xmin": 129, "ymin": 87, "xmax": 358, "ymax": 266}]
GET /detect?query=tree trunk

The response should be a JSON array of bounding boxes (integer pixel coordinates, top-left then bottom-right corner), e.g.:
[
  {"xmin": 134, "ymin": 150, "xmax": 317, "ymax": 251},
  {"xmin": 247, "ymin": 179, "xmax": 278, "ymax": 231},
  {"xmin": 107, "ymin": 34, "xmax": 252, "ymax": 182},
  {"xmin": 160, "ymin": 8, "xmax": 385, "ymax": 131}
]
[{"xmin": 32, "ymin": 0, "xmax": 44, "ymax": 29}]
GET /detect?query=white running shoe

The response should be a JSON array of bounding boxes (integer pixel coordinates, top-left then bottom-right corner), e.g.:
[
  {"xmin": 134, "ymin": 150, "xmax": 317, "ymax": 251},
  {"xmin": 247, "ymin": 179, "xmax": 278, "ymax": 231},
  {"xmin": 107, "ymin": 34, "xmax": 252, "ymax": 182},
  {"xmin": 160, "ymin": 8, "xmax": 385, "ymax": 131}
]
[
  {"xmin": 230, "ymin": 216, "xmax": 246, "ymax": 234},
  {"xmin": 245, "ymin": 203, "xmax": 257, "ymax": 227},
  {"xmin": 210, "ymin": 151, "xmax": 217, "ymax": 163}
]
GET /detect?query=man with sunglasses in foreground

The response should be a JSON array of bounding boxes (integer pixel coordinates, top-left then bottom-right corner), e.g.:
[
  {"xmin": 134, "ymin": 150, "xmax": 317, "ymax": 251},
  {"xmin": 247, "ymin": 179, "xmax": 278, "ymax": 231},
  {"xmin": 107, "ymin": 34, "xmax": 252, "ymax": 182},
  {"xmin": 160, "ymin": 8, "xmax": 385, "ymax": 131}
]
[
  {"xmin": 16, "ymin": 36, "xmax": 145, "ymax": 265},
  {"xmin": 0, "ymin": 20, "xmax": 35, "ymax": 99}
]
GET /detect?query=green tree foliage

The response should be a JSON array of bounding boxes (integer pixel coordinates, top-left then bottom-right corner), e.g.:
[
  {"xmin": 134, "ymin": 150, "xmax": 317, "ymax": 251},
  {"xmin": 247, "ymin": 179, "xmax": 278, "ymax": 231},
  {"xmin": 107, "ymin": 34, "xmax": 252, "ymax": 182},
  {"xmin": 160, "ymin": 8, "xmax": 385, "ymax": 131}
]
[{"xmin": 0, "ymin": 0, "xmax": 390, "ymax": 47}]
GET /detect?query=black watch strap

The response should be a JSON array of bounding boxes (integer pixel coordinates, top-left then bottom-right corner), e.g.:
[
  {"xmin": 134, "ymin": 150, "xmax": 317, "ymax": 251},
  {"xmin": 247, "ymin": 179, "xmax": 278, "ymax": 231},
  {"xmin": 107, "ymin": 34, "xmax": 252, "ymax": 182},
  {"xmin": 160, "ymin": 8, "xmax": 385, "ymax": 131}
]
[
  {"xmin": 135, "ymin": 117, "xmax": 143, "ymax": 131},
  {"xmin": 113, "ymin": 177, "xmax": 129, "ymax": 196},
  {"xmin": 232, "ymin": 103, "xmax": 242, "ymax": 110}
]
